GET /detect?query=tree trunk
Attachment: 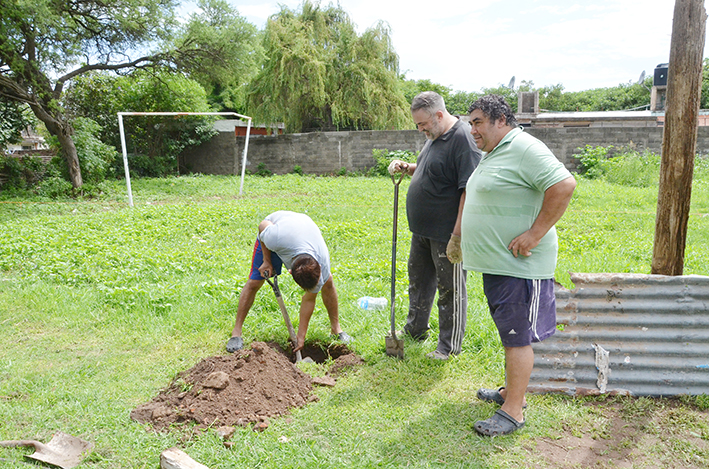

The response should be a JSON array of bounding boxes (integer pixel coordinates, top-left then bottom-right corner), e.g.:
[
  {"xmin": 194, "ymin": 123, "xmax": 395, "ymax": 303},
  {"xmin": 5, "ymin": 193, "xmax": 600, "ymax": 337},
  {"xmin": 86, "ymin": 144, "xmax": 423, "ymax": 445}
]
[
  {"xmin": 651, "ymin": 0, "xmax": 707, "ymax": 275},
  {"xmin": 31, "ymin": 104, "xmax": 83, "ymax": 189}
]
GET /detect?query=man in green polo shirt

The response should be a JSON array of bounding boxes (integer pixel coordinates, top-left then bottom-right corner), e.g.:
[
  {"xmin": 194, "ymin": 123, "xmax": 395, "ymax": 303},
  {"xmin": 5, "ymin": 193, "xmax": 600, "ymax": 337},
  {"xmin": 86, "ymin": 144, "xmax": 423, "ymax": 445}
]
[{"xmin": 461, "ymin": 94, "xmax": 576, "ymax": 436}]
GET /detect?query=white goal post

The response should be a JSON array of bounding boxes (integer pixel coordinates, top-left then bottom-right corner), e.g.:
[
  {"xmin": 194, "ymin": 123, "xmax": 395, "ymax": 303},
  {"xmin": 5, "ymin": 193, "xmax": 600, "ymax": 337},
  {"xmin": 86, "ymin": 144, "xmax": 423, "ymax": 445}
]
[{"xmin": 117, "ymin": 111, "xmax": 252, "ymax": 207}]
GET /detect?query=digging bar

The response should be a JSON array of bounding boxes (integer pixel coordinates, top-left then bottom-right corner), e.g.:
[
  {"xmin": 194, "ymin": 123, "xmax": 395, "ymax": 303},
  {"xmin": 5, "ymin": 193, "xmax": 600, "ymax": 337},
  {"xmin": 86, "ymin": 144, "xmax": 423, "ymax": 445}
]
[
  {"xmin": 385, "ymin": 172, "xmax": 405, "ymax": 359},
  {"xmin": 265, "ymin": 275, "xmax": 303, "ymax": 362}
]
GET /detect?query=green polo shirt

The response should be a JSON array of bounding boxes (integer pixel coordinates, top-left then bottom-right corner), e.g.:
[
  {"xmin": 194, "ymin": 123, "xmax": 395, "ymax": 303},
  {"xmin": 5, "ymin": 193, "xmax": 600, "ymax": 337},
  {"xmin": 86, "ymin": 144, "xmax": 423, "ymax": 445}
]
[{"xmin": 461, "ymin": 127, "xmax": 571, "ymax": 279}]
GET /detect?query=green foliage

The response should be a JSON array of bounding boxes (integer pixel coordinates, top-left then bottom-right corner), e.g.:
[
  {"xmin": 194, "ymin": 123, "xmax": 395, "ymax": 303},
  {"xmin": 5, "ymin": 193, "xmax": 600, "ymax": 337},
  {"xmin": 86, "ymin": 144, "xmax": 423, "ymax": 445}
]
[
  {"xmin": 174, "ymin": 0, "xmax": 262, "ymax": 112},
  {"xmin": 446, "ymin": 90, "xmax": 482, "ymax": 115},
  {"xmin": 400, "ymin": 78, "xmax": 452, "ymax": 107},
  {"xmin": 0, "ymin": 155, "xmax": 46, "ymax": 190},
  {"xmin": 0, "ymin": 0, "xmax": 181, "ymax": 187},
  {"xmin": 35, "ymin": 176, "xmax": 73, "ymax": 198},
  {"xmin": 538, "ymin": 80, "xmax": 651, "ymax": 112},
  {"xmin": 1, "ymin": 175, "xmax": 709, "ymax": 467},
  {"xmin": 603, "ymin": 150, "xmax": 661, "ymax": 188},
  {"xmin": 0, "ymin": 100, "xmax": 31, "ymax": 148},
  {"xmin": 575, "ymin": 145, "xmax": 613, "ymax": 178},
  {"xmin": 64, "ymin": 71, "xmax": 217, "ymax": 177},
  {"xmin": 247, "ymin": 1, "xmax": 410, "ymax": 132},
  {"xmin": 575, "ymin": 145, "xmax": 666, "ymax": 189},
  {"xmin": 72, "ymin": 118, "xmax": 116, "ymax": 184},
  {"xmin": 371, "ymin": 148, "xmax": 417, "ymax": 176},
  {"xmin": 254, "ymin": 162, "xmax": 272, "ymax": 177},
  {"xmin": 292, "ymin": 165, "xmax": 304, "ymax": 175}
]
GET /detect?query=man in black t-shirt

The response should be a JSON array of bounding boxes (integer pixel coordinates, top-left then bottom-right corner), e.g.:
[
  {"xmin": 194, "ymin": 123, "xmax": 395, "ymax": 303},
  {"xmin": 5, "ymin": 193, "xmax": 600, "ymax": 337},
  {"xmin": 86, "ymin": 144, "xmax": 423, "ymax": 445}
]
[{"xmin": 388, "ymin": 91, "xmax": 481, "ymax": 359}]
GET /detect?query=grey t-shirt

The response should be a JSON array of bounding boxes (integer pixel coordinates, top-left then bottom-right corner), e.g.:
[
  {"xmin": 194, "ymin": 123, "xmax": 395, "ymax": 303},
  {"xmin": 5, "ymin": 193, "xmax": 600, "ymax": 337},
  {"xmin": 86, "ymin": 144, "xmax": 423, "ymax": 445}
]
[
  {"xmin": 406, "ymin": 119, "xmax": 481, "ymax": 241},
  {"xmin": 258, "ymin": 211, "xmax": 331, "ymax": 292}
]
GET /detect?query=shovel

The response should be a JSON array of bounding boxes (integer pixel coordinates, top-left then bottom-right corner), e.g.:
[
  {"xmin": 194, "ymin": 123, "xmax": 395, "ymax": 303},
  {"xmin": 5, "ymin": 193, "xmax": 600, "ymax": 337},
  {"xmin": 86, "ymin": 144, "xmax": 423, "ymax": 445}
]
[
  {"xmin": 265, "ymin": 274, "xmax": 303, "ymax": 362},
  {"xmin": 385, "ymin": 172, "xmax": 405, "ymax": 359},
  {"xmin": 0, "ymin": 432, "xmax": 93, "ymax": 469}
]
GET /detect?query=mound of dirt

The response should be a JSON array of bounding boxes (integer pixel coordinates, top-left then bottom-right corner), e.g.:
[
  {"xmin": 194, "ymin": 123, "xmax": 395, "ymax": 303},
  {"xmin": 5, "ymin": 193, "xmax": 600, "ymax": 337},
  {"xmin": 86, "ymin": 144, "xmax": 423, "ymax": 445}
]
[{"xmin": 131, "ymin": 341, "xmax": 362, "ymax": 433}]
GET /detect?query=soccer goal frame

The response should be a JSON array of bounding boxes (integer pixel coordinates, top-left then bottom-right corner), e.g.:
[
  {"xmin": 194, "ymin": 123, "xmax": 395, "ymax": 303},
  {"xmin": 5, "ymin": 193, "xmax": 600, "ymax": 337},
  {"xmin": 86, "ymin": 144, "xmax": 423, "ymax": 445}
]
[{"xmin": 117, "ymin": 111, "xmax": 252, "ymax": 207}]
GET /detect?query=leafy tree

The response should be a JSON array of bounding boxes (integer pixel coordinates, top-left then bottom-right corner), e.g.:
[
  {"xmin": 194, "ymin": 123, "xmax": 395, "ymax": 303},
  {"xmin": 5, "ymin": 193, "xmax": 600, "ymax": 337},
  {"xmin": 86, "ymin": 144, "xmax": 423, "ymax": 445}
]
[
  {"xmin": 0, "ymin": 99, "xmax": 30, "ymax": 150},
  {"xmin": 247, "ymin": 1, "xmax": 410, "ymax": 133},
  {"xmin": 0, "ymin": 0, "xmax": 252, "ymax": 189},
  {"xmin": 400, "ymin": 78, "xmax": 452, "ymax": 107},
  {"xmin": 537, "ymin": 81, "xmax": 651, "ymax": 112},
  {"xmin": 701, "ymin": 58, "xmax": 709, "ymax": 109},
  {"xmin": 446, "ymin": 90, "xmax": 481, "ymax": 116},
  {"xmin": 45, "ymin": 117, "xmax": 117, "ymax": 185},
  {"xmin": 174, "ymin": 0, "xmax": 262, "ymax": 112},
  {"xmin": 64, "ymin": 70, "xmax": 217, "ymax": 177}
]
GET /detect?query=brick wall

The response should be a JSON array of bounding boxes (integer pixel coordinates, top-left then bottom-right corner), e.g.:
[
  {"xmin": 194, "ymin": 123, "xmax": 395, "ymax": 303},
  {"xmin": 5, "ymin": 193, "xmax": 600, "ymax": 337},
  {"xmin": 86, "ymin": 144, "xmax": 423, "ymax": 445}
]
[{"xmin": 179, "ymin": 126, "xmax": 709, "ymax": 176}]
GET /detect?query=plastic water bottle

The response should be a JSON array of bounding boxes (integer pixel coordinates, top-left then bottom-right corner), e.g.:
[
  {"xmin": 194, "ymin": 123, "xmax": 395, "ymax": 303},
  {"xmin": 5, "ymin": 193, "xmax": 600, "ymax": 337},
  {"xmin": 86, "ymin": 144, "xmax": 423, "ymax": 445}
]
[{"xmin": 357, "ymin": 296, "xmax": 388, "ymax": 311}]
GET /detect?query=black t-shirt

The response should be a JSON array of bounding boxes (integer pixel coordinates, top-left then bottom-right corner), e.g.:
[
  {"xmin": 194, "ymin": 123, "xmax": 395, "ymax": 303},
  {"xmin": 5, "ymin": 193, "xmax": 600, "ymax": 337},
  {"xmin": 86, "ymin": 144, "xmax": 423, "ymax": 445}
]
[{"xmin": 406, "ymin": 119, "xmax": 481, "ymax": 241}]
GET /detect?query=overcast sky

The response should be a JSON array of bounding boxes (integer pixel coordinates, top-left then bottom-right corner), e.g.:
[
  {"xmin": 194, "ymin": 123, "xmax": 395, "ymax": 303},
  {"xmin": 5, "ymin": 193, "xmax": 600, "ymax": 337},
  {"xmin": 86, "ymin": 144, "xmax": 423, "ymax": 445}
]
[{"xmin": 185, "ymin": 0, "xmax": 708, "ymax": 93}]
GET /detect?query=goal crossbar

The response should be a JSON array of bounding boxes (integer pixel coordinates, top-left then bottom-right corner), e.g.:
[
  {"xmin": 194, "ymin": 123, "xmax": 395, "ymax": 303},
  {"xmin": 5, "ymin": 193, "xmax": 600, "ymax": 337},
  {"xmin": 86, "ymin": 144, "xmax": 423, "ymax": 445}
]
[{"xmin": 117, "ymin": 111, "xmax": 252, "ymax": 207}]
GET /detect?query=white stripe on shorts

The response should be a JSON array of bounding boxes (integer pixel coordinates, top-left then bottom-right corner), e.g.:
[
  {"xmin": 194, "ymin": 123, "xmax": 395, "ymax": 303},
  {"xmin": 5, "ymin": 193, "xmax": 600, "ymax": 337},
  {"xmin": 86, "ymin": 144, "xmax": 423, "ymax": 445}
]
[{"xmin": 529, "ymin": 279, "xmax": 541, "ymax": 342}]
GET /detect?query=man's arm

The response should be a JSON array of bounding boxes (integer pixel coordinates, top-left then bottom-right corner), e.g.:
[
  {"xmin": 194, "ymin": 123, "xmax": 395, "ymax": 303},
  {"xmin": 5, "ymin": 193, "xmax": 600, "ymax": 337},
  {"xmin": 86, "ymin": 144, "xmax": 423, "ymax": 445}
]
[
  {"xmin": 446, "ymin": 190, "xmax": 466, "ymax": 263},
  {"xmin": 508, "ymin": 176, "xmax": 577, "ymax": 258},
  {"xmin": 294, "ymin": 291, "xmax": 317, "ymax": 351}
]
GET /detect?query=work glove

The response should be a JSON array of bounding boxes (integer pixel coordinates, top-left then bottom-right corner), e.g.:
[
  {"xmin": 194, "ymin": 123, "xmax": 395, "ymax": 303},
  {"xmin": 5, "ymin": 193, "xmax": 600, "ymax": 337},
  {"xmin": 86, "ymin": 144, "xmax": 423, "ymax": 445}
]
[
  {"xmin": 446, "ymin": 234, "xmax": 462, "ymax": 264},
  {"xmin": 388, "ymin": 159, "xmax": 405, "ymax": 175}
]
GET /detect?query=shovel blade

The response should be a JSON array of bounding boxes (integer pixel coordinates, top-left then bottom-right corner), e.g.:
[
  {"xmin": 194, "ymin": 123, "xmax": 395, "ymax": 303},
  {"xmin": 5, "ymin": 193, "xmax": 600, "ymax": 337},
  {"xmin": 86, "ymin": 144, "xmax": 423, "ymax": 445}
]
[
  {"xmin": 385, "ymin": 335, "xmax": 405, "ymax": 359},
  {"xmin": 26, "ymin": 432, "xmax": 93, "ymax": 469}
]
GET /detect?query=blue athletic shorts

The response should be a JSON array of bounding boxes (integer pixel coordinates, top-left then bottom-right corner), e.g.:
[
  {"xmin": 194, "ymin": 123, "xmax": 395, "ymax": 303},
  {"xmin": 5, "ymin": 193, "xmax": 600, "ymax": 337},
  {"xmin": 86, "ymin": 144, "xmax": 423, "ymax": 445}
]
[
  {"xmin": 482, "ymin": 274, "xmax": 557, "ymax": 347},
  {"xmin": 248, "ymin": 238, "xmax": 284, "ymax": 280}
]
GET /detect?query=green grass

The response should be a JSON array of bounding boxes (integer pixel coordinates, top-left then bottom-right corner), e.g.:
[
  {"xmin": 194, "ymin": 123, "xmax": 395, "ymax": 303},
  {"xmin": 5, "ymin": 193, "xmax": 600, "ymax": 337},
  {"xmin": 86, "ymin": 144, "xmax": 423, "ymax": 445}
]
[{"xmin": 1, "ymin": 173, "xmax": 709, "ymax": 468}]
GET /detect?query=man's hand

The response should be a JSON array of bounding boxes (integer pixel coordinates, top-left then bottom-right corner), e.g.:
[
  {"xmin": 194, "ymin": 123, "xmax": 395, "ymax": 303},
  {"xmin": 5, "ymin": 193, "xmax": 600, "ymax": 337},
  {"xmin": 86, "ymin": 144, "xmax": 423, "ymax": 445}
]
[
  {"xmin": 258, "ymin": 261, "xmax": 273, "ymax": 278},
  {"xmin": 388, "ymin": 159, "xmax": 409, "ymax": 175},
  {"xmin": 446, "ymin": 234, "xmax": 462, "ymax": 263},
  {"xmin": 507, "ymin": 231, "xmax": 539, "ymax": 258},
  {"xmin": 294, "ymin": 334, "xmax": 305, "ymax": 352}
]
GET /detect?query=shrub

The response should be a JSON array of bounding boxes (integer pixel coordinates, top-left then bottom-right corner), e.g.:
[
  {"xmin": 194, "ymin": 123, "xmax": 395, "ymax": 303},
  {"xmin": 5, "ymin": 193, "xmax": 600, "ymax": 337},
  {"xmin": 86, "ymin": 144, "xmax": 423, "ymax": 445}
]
[
  {"xmin": 255, "ymin": 163, "xmax": 272, "ymax": 177},
  {"xmin": 293, "ymin": 165, "xmax": 303, "ymax": 175},
  {"xmin": 603, "ymin": 149, "xmax": 660, "ymax": 188},
  {"xmin": 36, "ymin": 176, "xmax": 73, "ymax": 198},
  {"xmin": 575, "ymin": 145, "xmax": 612, "ymax": 179},
  {"xmin": 0, "ymin": 154, "xmax": 46, "ymax": 190},
  {"xmin": 46, "ymin": 117, "xmax": 117, "ymax": 184},
  {"xmin": 371, "ymin": 149, "xmax": 418, "ymax": 176}
]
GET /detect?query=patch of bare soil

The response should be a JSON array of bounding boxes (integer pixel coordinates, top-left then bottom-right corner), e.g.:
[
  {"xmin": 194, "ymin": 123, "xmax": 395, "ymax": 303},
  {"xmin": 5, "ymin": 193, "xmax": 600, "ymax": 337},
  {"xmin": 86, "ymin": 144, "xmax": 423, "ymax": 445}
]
[
  {"xmin": 526, "ymin": 398, "xmax": 709, "ymax": 469},
  {"xmin": 131, "ymin": 341, "xmax": 363, "ymax": 433}
]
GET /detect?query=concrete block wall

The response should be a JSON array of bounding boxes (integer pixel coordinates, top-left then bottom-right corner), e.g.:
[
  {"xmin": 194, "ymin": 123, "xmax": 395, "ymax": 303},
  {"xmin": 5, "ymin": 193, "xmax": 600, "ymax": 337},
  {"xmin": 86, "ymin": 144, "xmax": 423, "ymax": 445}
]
[
  {"xmin": 180, "ymin": 126, "xmax": 709, "ymax": 176},
  {"xmin": 181, "ymin": 129, "xmax": 427, "ymax": 176}
]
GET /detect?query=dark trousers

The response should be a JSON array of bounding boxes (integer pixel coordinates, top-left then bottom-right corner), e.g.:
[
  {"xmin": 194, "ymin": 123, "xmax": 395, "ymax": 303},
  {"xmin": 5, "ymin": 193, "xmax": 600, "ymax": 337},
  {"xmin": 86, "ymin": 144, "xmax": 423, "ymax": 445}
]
[{"xmin": 405, "ymin": 234, "xmax": 467, "ymax": 355}]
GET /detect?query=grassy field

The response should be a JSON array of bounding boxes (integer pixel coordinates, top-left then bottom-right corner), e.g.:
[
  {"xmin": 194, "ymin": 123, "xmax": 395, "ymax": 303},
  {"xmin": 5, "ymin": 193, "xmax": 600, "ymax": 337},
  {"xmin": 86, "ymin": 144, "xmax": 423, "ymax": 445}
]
[{"xmin": 1, "ymin": 172, "xmax": 709, "ymax": 468}]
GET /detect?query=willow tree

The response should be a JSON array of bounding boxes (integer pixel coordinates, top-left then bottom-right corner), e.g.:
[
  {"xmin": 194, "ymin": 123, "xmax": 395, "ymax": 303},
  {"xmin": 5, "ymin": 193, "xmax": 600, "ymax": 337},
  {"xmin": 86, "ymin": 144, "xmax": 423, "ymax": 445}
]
[{"xmin": 247, "ymin": 1, "xmax": 409, "ymax": 133}]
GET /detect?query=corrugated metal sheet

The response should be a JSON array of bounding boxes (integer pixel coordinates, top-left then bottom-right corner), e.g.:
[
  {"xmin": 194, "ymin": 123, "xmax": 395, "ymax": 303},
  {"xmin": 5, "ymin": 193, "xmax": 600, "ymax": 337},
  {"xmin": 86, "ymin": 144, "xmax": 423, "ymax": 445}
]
[{"xmin": 530, "ymin": 272, "xmax": 709, "ymax": 397}]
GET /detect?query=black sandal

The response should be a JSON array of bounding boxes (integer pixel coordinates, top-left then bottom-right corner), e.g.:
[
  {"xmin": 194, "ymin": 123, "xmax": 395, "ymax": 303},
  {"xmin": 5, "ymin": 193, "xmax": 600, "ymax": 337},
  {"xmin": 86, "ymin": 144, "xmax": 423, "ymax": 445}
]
[
  {"xmin": 476, "ymin": 387, "xmax": 527, "ymax": 408},
  {"xmin": 474, "ymin": 409, "xmax": 525, "ymax": 437}
]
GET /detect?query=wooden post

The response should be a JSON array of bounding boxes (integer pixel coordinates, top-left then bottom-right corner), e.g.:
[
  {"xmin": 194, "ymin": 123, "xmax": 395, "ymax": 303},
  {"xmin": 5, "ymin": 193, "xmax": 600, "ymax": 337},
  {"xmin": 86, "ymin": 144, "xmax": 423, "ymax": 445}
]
[{"xmin": 651, "ymin": 0, "xmax": 707, "ymax": 275}]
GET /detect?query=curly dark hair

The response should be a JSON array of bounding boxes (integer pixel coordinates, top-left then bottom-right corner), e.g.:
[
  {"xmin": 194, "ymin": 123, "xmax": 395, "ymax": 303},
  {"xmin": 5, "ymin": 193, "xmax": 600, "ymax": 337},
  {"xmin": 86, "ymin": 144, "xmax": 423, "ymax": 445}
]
[
  {"xmin": 468, "ymin": 94, "xmax": 518, "ymax": 127},
  {"xmin": 291, "ymin": 254, "xmax": 321, "ymax": 291}
]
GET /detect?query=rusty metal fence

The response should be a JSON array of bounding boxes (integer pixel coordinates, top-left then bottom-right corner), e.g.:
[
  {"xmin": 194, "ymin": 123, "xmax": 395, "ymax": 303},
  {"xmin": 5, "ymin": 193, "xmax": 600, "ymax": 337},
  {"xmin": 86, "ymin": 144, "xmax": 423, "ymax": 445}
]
[{"xmin": 530, "ymin": 272, "xmax": 709, "ymax": 397}]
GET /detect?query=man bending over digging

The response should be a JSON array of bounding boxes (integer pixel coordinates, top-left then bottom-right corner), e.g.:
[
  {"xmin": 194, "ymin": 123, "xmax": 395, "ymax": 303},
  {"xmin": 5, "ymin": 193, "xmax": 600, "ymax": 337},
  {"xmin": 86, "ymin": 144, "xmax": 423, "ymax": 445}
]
[{"xmin": 226, "ymin": 211, "xmax": 352, "ymax": 353}]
